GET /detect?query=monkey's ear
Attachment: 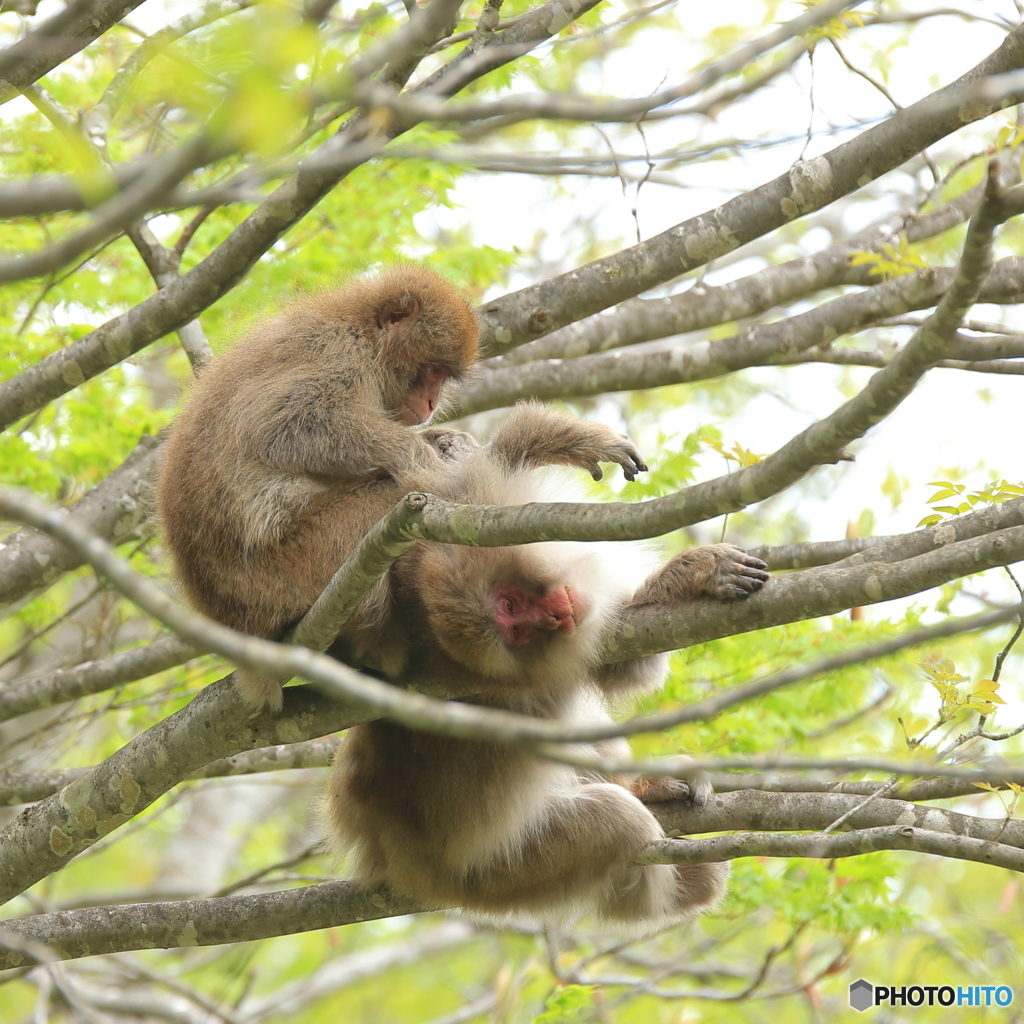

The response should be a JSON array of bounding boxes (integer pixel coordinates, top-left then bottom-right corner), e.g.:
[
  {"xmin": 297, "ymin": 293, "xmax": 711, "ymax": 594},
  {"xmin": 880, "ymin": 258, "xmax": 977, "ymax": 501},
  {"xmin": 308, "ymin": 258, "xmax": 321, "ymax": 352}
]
[{"xmin": 377, "ymin": 292, "xmax": 421, "ymax": 329}]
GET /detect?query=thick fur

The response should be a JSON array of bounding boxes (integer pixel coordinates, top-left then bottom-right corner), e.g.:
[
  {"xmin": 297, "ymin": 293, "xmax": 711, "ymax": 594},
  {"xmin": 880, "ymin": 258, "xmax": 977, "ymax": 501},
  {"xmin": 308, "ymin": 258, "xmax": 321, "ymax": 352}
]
[
  {"xmin": 157, "ymin": 277, "xmax": 765, "ymax": 928},
  {"xmin": 327, "ymin": 406, "xmax": 769, "ymax": 930},
  {"xmin": 156, "ymin": 266, "xmax": 479, "ymax": 707}
]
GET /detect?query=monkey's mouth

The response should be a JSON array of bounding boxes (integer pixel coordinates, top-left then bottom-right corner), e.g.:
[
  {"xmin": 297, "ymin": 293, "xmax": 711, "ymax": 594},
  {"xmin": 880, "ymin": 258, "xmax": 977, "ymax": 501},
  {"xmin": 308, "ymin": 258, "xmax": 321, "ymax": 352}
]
[
  {"xmin": 493, "ymin": 585, "xmax": 587, "ymax": 648},
  {"xmin": 397, "ymin": 401, "xmax": 429, "ymax": 425}
]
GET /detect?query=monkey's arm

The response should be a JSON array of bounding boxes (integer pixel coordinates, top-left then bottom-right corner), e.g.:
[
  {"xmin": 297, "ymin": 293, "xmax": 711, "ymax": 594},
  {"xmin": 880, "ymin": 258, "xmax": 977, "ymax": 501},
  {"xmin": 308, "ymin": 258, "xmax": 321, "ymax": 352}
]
[
  {"xmin": 487, "ymin": 403, "xmax": 647, "ymax": 480},
  {"xmin": 594, "ymin": 544, "xmax": 769, "ymax": 695},
  {"xmin": 252, "ymin": 385, "xmax": 440, "ymax": 485}
]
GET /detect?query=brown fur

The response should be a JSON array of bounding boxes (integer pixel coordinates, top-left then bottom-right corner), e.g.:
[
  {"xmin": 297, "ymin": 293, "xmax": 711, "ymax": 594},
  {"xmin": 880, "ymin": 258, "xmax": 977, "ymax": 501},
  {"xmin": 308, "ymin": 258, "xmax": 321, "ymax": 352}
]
[
  {"xmin": 156, "ymin": 266, "xmax": 479, "ymax": 708},
  {"xmin": 326, "ymin": 406, "xmax": 769, "ymax": 929},
  {"xmin": 157, "ymin": 271, "xmax": 769, "ymax": 929}
]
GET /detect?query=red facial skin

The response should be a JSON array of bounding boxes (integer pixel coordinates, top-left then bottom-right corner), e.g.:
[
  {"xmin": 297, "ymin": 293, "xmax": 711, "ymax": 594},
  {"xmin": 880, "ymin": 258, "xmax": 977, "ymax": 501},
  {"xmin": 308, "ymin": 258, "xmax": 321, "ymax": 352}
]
[
  {"xmin": 398, "ymin": 364, "xmax": 452, "ymax": 425},
  {"xmin": 493, "ymin": 585, "xmax": 587, "ymax": 648}
]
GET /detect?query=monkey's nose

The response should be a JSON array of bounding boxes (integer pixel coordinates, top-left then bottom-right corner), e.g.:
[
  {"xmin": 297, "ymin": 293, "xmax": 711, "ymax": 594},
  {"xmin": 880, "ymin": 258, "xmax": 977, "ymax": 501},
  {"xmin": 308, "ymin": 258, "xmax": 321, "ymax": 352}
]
[{"xmin": 542, "ymin": 586, "xmax": 576, "ymax": 634}]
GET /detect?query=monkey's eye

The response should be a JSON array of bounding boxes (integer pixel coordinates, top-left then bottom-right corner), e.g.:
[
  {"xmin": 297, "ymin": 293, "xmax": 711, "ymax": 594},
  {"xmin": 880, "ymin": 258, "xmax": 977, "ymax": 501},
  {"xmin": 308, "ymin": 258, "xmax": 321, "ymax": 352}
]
[{"xmin": 503, "ymin": 597, "xmax": 514, "ymax": 614}]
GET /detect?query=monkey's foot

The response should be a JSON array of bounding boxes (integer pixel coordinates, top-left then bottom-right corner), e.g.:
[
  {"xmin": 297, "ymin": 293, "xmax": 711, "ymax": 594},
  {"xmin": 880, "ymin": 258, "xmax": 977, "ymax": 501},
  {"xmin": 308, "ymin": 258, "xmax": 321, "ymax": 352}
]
[
  {"xmin": 636, "ymin": 543, "xmax": 769, "ymax": 605},
  {"xmin": 421, "ymin": 427, "xmax": 480, "ymax": 462},
  {"xmin": 632, "ymin": 774, "xmax": 713, "ymax": 806}
]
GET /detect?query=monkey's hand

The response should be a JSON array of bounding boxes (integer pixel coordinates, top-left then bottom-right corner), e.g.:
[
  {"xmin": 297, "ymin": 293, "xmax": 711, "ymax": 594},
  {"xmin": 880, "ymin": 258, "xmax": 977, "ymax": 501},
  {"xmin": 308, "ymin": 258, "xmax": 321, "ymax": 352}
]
[
  {"xmin": 573, "ymin": 431, "xmax": 648, "ymax": 482},
  {"xmin": 633, "ymin": 543, "xmax": 769, "ymax": 606},
  {"xmin": 419, "ymin": 427, "xmax": 481, "ymax": 462},
  {"xmin": 631, "ymin": 774, "xmax": 713, "ymax": 807}
]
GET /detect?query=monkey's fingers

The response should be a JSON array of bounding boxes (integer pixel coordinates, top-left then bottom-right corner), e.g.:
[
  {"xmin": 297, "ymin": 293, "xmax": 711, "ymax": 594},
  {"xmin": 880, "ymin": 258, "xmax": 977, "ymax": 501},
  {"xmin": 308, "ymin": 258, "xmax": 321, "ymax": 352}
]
[
  {"xmin": 421, "ymin": 428, "xmax": 480, "ymax": 462},
  {"xmin": 709, "ymin": 545, "xmax": 770, "ymax": 601},
  {"xmin": 602, "ymin": 438, "xmax": 648, "ymax": 481},
  {"xmin": 738, "ymin": 553, "xmax": 768, "ymax": 572}
]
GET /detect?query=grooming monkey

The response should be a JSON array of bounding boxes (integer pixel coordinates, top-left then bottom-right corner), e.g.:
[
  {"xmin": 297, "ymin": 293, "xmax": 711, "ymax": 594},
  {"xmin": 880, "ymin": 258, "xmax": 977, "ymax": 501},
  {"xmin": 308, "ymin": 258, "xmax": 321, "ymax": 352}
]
[
  {"xmin": 157, "ymin": 266, "xmax": 480, "ymax": 709},
  {"xmin": 157, "ymin": 266, "xmax": 769, "ymax": 926}
]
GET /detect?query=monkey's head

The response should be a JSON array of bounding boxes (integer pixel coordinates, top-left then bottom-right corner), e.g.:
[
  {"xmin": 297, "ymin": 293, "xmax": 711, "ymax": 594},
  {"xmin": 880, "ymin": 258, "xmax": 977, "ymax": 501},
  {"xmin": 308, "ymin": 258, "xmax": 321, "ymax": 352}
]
[
  {"xmin": 416, "ymin": 543, "xmax": 619, "ymax": 686},
  {"xmin": 344, "ymin": 266, "xmax": 479, "ymax": 426}
]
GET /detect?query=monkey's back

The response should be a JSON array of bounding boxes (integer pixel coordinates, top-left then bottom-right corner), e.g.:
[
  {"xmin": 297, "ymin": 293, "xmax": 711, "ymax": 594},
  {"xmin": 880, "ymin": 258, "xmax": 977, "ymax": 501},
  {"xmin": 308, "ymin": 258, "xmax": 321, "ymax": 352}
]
[{"xmin": 156, "ymin": 317, "xmax": 403, "ymax": 639}]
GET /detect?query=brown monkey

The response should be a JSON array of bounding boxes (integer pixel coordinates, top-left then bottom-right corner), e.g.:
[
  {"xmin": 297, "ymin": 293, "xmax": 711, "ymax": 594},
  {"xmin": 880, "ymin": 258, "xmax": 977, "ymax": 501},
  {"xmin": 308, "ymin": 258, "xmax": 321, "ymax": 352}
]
[
  {"xmin": 156, "ymin": 266, "xmax": 480, "ymax": 709},
  {"xmin": 326, "ymin": 403, "xmax": 770, "ymax": 929},
  {"xmin": 158, "ymin": 266, "xmax": 768, "ymax": 926}
]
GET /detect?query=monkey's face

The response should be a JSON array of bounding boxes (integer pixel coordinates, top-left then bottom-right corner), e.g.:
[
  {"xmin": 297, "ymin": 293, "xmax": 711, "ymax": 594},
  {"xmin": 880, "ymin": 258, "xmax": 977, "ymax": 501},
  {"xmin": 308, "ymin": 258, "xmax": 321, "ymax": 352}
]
[
  {"xmin": 422, "ymin": 547, "xmax": 594, "ymax": 684},
  {"xmin": 492, "ymin": 583, "xmax": 587, "ymax": 647},
  {"xmin": 394, "ymin": 362, "xmax": 458, "ymax": 425}
]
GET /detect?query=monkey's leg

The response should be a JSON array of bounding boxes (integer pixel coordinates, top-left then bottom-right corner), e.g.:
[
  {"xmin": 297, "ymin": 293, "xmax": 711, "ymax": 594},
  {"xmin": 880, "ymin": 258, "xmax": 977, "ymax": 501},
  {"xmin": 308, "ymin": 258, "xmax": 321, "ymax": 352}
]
[
  {"xmin": 568, "ymin": 756, "xmax": 726, "ymax": 922},
  {"xmin": 459, "ymin": 781, "xmax": 726, "ymax": 925},
  {"xmin": 488, "ymin": 403, "xmax": 648, "ymax": 480},
  {"xmin": 233, "ymin": 669, "xmax": 285, "ymax": 713},
  {"xmin": 601, "ymin": 858, "xmax": 730, "ymax": 924},
  {"xmin": 448, "ymin": 783, "xmax": 660, "ymax": 912},
  {"xmin": 631, "ymin": 543, "xmax": 769, "ymax": 606}
]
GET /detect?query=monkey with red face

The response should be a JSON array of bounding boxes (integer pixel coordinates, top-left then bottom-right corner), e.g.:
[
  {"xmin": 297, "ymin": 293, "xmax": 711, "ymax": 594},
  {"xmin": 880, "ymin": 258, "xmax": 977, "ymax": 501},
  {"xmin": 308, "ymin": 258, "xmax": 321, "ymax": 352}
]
[
  {"xmin": 327, "ymin": 403, "xmax": 768, "ymax": 928},
  {"xmin": 157, "ymin": 269, "xmax": 769, "ymax": 928}
]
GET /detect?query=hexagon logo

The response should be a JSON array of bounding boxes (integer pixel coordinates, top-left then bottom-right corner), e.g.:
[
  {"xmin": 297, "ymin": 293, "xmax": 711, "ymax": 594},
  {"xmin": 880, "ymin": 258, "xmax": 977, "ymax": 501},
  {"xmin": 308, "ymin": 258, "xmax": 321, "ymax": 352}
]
[{"xmin": 849, "ymin": 979, "xmax": 874, "ymax": 1012}]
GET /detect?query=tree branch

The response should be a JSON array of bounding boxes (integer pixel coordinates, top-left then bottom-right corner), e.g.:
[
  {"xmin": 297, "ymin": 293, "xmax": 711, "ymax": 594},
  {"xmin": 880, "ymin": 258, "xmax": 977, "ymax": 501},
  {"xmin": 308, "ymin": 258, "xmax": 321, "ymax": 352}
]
[
  {"xmin": 0, "ymin": 136, "xmax": 221, "ymax": 284},
  {"xmin": 473, "ymin": 28, "xmax": 1024, "ymax": 355},
  {"xmin": 0, "ymin": 434, "xmax": 162, "ymax": 614},
  {"xmin": 0, "ymin": 0, "xmax": 147, "ymax": 103},
  {"xmin": 0, "ymin": 635, "xmax": 201, "ymax": 724},
  {"xmin": 644, "ymin": 827, "xmax": 1024, "ymax": 873},
  {"xmin": 480, "ymin": 174, "xmax": 993, "ymax": 370},
  {"xmin": 454, "ymin": 255, "xmax": 1024, "ymax": 415},
  {"xmin": 4, "ymin": 789, "xmax": 1023, "ymax": 968},
  {"xmin": 657, "ymin": 789, "xmax": 1024, "ymax": 845},
  {"xmin": 0, "ymin": 0, "xmax": 592, "ymax": 433}
]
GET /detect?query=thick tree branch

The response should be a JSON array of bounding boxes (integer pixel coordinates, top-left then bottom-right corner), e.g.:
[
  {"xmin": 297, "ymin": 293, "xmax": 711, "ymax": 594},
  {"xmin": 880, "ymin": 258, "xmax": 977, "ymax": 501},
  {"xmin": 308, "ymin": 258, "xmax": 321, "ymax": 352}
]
[
  {"xmin": 473, "ymin": 28, "xmax": 1024, "ymax": 355},
  {"xmin": 0, "ymin": 0, "xmax": 148, "ymax": 104},
  {"xmin": 610, "ymin": 523, "xmax": 1024, "ymax": 660},
  {"xmin": 0, "ymin": 735, "xmax": 340, "ymax": 806},
  {"xmin": 0, "ymin": 678, "xmax": 366, "ymax": 906},
  {"xmin": 0, "ymin": 881, "xmax": 426, "ymax": 969},
  {"xmin": 746, "ymin": 537, "xmax": 895, "ymax": 569},
  {"xmin": 0, "ymin": 770, "xmax": 88, "ymax": 807}
]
